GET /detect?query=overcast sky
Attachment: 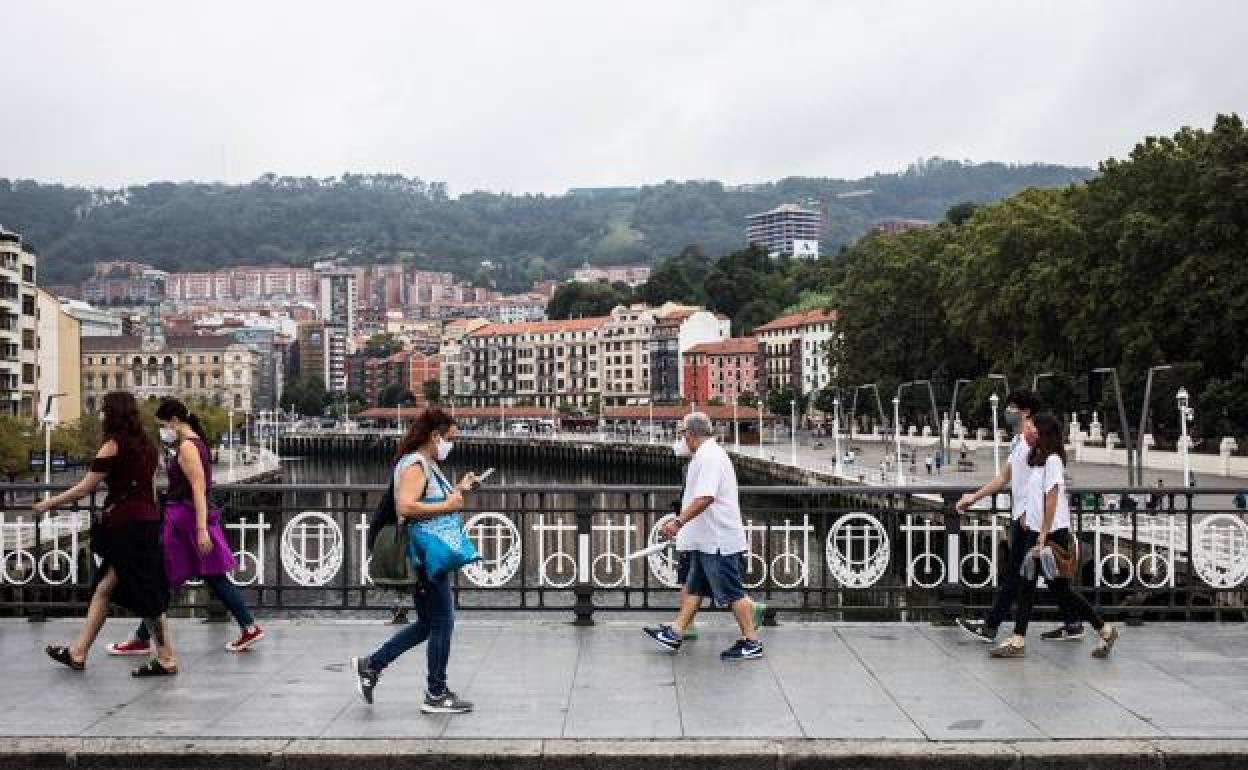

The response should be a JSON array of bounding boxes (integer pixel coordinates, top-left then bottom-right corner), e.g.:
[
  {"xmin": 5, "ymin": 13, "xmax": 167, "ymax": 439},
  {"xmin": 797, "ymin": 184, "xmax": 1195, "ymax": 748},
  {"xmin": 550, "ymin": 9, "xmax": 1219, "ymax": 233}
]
[{"xmin": 2, "ymin": 1, "xmax": 1245, "ymax": 195}]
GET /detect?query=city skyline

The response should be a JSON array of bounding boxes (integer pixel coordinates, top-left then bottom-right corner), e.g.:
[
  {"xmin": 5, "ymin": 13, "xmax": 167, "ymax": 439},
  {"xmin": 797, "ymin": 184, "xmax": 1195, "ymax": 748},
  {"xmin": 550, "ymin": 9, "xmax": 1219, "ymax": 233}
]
[{"xmin": 2, "ymin": 1, "xmax": 1245, "ymax": 194}]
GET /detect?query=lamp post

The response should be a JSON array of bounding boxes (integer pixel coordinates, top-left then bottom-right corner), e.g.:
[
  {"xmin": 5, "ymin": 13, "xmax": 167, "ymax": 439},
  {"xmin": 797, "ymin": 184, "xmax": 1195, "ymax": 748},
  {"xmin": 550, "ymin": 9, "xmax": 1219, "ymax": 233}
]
[
  {"xmin": 789, "ymin": 396, "xmax": 799, "ymax": 467},
  {"xmin": 1177, "ymin": 387, "xmax": 1194, "ymax": 488},
  {"xmin": 1032, "ymin": 372, "xmax": 1054, "ymax": 392},
  {"xmin": 892, "ymin": 395, "xmax": 903, "ymax": 485},
  {"xmin": 1092, "ymin": 367, "xmax": 1135, "ymax": 487},
  {"xmin": 757, "ymin": 398, "xmax": 765, "ymax": 459},
  {"xmin": 733, "ymin": 396, "xmax": 740, "ymax": 451},
  {"xmin": 228, "ymin": 407, "xmax": 235, "ymax": 480},
  {"xmin": 948, "ymin": 378, "xmax": 970, "ymax": 460},
  {"xmin": 41, "ymin": 393, "xmax": 66, "ymax": 499},
  {"xmin": 989, "ymin": 392, "xmax": 1000, "ymax": 476},
  {"xmin": 648, "ymin": 400, "xmax": 653, "ymax": 444},
  {"xmin": 988, "ymin": 373, "xmax": 1010, "ymax": 396},
  {"xmin": 1138, "ymin": 364, "xmax": 1173, "ymax": 487},
  {"xmin": 833, "ymin": 396, "xmax": 843, "ymax": 475}
]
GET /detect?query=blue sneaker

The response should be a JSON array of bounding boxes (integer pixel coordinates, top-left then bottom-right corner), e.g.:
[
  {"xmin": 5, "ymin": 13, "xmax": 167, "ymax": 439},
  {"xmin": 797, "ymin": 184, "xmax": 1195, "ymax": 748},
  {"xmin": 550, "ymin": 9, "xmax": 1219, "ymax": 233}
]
[
  {"xmin": 643, "ymin": 625, "xmax": 683, "ymax": 652},
  {"xmin": 720, "ymin": 638, "xmax": 764, "ymax": 661}
]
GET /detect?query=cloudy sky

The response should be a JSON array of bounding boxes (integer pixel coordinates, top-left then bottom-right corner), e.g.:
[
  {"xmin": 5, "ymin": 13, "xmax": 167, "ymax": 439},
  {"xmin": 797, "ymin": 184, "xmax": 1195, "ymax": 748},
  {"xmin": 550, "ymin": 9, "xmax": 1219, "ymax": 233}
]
[{"xmin": 2, "ymin": 0, "xmax": 1245, "ymax": 194}]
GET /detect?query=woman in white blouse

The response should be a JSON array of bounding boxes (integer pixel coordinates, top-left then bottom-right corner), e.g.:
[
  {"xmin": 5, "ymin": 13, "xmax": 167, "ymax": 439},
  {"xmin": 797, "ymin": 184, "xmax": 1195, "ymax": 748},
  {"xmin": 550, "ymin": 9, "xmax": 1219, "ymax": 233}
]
[{"xmin": 991, "ymin": 414, "xmax": 1119, "ymax": 659}]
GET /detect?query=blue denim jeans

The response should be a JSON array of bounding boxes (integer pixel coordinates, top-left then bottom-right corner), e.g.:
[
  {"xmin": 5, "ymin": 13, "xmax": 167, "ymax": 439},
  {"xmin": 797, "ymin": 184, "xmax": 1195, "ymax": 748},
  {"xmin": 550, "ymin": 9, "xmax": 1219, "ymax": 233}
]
[
  {"xmin": 368, "ymin": 571, "xmax": 455, "ymax": 696},
  {"xmin": 136, "ymin": 573, "xmax": 255, "ymax": 640}
]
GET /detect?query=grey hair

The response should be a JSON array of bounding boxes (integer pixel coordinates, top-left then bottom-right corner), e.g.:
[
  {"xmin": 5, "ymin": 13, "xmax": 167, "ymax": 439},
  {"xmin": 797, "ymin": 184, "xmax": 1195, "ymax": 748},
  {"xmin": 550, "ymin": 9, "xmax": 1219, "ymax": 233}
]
[{"xmin": 684, "ymin": 412, "xmax": 714, "ymax": 437}]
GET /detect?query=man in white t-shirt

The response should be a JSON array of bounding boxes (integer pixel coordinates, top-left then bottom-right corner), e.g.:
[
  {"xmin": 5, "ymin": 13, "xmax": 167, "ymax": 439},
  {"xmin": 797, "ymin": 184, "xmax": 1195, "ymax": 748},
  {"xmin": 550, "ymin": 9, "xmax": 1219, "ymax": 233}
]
[
  {"xmin": 643, "ymin": 412, "xmax": 764, "ymax": 661},
  {"xmin": 953, "ymin": 391, "xmax": 1083, "ymax": 643}
]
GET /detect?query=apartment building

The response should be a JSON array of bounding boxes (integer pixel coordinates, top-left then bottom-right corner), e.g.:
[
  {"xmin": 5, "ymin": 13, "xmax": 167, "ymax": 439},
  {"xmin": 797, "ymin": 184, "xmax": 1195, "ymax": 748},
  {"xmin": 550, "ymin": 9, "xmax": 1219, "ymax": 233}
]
[
  {"xmin": 682, "ymin": 337, "xmax": 759, "ymax": 405},
  {"xmin": 35, "ymin": 288, "xmax": 82, "ymax": 424},
  {"xmin": 754, "ymin": 308, "xmax": 837, "ymax": 397},
  {"xmin": 0, "ymin": 226, "xmax": 38, "ymax": 416},
  {"xmin": 465, "ymin": 316, "xmax": 608, "ymax": 409}
]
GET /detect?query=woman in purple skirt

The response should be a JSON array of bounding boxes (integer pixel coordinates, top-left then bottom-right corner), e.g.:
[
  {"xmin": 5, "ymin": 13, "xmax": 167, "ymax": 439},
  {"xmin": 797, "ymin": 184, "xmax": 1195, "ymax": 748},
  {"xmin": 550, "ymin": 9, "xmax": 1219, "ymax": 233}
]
[{"xmin": 107, "ymin": 399, "xmax": 265, "ymax": 656}]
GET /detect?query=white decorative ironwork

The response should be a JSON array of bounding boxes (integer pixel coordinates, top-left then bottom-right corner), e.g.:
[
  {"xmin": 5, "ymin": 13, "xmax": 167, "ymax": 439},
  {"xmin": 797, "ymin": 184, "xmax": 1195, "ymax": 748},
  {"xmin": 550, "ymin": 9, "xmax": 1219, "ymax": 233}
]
[
  {"xmin": 767, "ymin": 516, "xmax": 813, "ymax": 589},
  {"xmin": 743, "ymin": 520, "xmax": 769, "ymax": 589},
  {"xmin": 1093, "ymin": 513, "xmax": 1136, "ymax": 588},
  {"xmin": 280, "ymin": 512, "xmax": 343, "ymax": 587},
  {"xmin": 36, "ymin": 512, "xmax": 82, "ymax": 585},
  {"xmin": 825, "ymin": 513, "xmax": 890, "ymax": 588},
  {"xmin": 646, "ymin": 515, "xmax": 680, "ymax": 589},
  {"xmin": 533, "ymin": 514, "xmax": 577, "ymax": 588},
  {"xmin": 591, "ymin": 515, "xmax": 634, "ymax": 588},
  {"xmin": 902, "ymin": 515, "xmax": 945, "ymax": 589},
  {"xmin": 463, "ymin": 512, "xmax": 522, "ymax": 587},
  {"xmin": 227, "ymin": 514, "xmax": 269, "ymax": 586},
  {"xmin": 0, "ymin": 514, "xmax": 37, "ymax": 585},
  {"xmin": 960, "ymin": 518, "xmax": 1002, "ymax": 589},
  {"xmin": 1192, "ymin": 514, "xmax": 1248, "ymax": 589}
]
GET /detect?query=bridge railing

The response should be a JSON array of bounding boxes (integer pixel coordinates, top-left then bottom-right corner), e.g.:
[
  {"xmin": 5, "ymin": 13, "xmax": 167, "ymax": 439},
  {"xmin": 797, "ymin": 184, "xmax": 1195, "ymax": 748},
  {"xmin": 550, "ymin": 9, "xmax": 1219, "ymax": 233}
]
[{"xmin": 1, "ymin": 484, "xmax": 1245, "ymax": 623}]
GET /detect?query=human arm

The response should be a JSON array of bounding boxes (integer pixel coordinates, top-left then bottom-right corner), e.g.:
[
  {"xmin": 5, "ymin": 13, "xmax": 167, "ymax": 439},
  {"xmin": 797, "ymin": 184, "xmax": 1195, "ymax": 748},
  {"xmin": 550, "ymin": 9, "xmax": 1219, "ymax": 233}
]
[
  {"xmin": 395, "ymin": 462, "xmax": 463, "ymax": 520},
  {"xmin": 31, "ymin": 441, "xmax": 116, "ymax": 514},
  {"xmin": 661, "ymin": 496, "xmax": 714, "ymax": 538},
  {"xmin": 178, "ymin": 442, "xmax": 213, "ymax": 554},
  {"xmin": 956, "ymin": 463, "xmax": 1011, "ymax": 512}
]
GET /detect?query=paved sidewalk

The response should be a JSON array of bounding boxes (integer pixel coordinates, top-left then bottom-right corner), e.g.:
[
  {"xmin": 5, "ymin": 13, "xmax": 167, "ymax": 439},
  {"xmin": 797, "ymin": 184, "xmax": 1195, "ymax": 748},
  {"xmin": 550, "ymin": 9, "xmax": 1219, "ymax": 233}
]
[{"xmin": 4, "ymin": 617, "xmax": 1248, "ymax": 743}]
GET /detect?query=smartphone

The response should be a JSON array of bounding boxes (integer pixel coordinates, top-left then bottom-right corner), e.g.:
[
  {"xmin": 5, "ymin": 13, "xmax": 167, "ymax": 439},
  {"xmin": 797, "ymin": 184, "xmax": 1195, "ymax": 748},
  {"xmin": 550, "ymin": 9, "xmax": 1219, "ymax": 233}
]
[{"xmin": 473, "ymin": 468, "xmax": 496, "ymax": 486}]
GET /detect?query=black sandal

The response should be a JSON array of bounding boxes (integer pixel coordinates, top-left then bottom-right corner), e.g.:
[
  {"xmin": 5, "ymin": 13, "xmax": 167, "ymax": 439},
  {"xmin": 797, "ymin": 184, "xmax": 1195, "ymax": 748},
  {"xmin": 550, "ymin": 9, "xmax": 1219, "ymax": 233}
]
[
  {"xmin": 46, "ymin": 645, "xmax": 85, "ymax": 671},
  {"xmin": 131, "ymin": 660, "xmax": 178, "ymax": 677}
]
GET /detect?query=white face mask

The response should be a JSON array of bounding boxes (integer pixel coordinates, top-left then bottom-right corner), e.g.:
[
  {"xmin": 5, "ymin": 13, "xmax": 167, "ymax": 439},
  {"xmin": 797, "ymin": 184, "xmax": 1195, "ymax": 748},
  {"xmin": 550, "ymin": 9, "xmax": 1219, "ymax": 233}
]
[
  {"xmin": 436, "ymin": 438, "xmax": 453, "ymax": 461},
  {"xmin": 159, "ymin": 427, "xmax": 177, "ymax": 445},
  {"xmin": 672, "ymin": 437, "xmax": 692, "ymax": 458}
]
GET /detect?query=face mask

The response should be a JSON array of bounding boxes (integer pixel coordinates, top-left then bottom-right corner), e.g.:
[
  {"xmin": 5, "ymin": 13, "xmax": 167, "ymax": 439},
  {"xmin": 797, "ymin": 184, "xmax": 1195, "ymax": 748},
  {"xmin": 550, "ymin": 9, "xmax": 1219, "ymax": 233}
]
[
  {"xmin": 436, "ymin": 438, "xmax": 453, "ymax": 461},
  {"xmin": 159, "ymin": 427, "xmax": 177, "ymax": 445},
  {"xmin": 672, "ymin": 437, "xmax": 692, "ymax": 458},
  {"xmin": 1004, "ymin": 410, "xmax": 1022, "ymax": 431}
]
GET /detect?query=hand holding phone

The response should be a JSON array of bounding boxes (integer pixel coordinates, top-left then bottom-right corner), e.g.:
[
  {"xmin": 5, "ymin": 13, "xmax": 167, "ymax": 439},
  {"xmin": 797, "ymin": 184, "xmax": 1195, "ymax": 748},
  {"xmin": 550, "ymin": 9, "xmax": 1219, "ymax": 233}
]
[{"xmin": 473, "ymin": 468, "xmax": 496, "ymax": 487}]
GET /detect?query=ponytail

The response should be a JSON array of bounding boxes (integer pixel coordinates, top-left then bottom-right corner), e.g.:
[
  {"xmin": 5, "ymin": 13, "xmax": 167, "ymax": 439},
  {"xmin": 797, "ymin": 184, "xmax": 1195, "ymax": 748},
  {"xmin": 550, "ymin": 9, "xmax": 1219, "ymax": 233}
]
[{"xmin": 155, "ymin": 397, "xmax": 207, "ymax": 440}]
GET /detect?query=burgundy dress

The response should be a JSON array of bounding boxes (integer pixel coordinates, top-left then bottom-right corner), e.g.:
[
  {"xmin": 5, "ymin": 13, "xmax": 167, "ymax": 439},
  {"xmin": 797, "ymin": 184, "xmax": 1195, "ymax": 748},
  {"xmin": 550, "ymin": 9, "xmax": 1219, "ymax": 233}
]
[
  {"xmin": 162, "ymin": 436, "xmax": 236, "ymax": 590},
  {"xmin": 89, "ymin": 438, "xmax": 168, "ymax": 618}
]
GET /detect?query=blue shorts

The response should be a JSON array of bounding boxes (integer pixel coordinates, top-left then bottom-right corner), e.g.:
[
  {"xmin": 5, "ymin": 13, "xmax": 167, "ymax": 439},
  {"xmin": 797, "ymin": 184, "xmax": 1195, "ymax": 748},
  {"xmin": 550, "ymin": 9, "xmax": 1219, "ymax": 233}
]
[
  {"xmin": 676, "ymin": 550, "xmax": 692, "ymax": 585},
  {"xmin": 684, "ymin": 551, "xmax": 747, "ymax": 606}
]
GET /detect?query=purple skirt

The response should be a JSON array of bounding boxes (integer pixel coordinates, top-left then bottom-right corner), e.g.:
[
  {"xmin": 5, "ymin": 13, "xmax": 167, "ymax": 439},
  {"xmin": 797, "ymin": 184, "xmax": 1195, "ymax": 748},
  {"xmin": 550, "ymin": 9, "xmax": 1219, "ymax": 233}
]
[{"xmin": 162, "ymin": 499, "xmax": 237, "ymax": 590}]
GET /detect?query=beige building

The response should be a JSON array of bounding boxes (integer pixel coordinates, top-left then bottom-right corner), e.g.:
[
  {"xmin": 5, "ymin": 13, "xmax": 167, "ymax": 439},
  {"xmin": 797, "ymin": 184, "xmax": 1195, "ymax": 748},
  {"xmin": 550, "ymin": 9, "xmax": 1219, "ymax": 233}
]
[
  {"xmin": 81, "ymin": 326, "xmax": 256, "ymax": 414},
  {"xmin": 467, "ymin": 316, "xmax": 609, "ymax": 409},
  {"xmin": 600, "ymin": 304, "xmax": 654, "ymax": 407},
  {"xmin": 35, "ymin": 289, "xmax": 81, "ymax": 423}
]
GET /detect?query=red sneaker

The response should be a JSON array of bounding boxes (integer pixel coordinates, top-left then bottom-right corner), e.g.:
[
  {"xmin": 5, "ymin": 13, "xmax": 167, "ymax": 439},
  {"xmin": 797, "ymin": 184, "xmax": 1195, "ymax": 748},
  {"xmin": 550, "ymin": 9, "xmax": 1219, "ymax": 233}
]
[
  {"xmin": 106, "ymin": 639, "xmax": 151, "ymax": 656},
  {"xmin": 225, "ymin": 626, "xmax": 265, "ymax": 653}
]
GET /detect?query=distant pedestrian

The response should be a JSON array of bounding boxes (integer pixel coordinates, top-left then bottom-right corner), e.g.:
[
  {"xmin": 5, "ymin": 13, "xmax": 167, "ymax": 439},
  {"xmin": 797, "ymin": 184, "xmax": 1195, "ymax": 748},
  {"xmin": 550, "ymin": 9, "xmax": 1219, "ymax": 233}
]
[
  {"xmin": 36, "ymin": 391, "xmax": 177, "ymax": 676},
  {"xmin": 990, "ymin": 414, "xmax": 1118, "ymax": 659},
  {"xmin": 351, "ymin": 407, "xmax": 479, "ymax": 714},
  {"xmin": 925, "ymin": 455, "xmax": 933, "ymax": 475},
  {"xmin": 644, "ymin": 412, "xmax": 765, "ymax": 660},
  {"xmin": 934, "ymin": 451, "xmax": 943, "ymax": 475},
  {"xmin": 107, "ymin": 399, "xmax": 264, "ymax": 658}
]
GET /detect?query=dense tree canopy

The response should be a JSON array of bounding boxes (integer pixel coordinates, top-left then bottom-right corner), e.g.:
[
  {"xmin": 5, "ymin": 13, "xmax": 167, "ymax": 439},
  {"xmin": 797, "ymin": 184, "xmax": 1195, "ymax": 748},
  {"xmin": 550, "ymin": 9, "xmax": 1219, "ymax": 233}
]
[{"xmin": 0, "ymin": 161, "xmax": 1091, "ymax": 290}]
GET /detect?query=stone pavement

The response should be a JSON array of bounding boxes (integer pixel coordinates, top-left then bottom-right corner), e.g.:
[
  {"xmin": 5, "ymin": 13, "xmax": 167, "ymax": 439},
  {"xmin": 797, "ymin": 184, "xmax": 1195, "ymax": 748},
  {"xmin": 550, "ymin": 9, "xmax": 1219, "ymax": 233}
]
[{"xmin": 4, "ymin": 616, "xmax": 1248, "ymax": 744}]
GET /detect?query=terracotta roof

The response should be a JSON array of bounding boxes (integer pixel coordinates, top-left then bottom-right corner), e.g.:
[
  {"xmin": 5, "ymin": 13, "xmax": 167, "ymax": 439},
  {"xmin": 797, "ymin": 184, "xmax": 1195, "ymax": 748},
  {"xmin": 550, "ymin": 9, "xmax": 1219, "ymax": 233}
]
[
  {"xmin": 357, "ymin": 405, "xmax": 780, "ymax": 421},
  {"xmin": 469, "ymin": 316, "xmax": 608, "ymax": 336},
  {"xmin": 685, "ymin": 337, "xmax": 759, "ymax": 356},
  {"xmin": 752, "ymin": 308, "xmax": 837, "ymax": 333}
]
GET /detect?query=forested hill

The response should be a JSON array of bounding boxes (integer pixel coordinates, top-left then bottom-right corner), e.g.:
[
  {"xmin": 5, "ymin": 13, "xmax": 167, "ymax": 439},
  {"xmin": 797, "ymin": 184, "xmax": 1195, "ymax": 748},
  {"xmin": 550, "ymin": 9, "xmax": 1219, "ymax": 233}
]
[{"xmin": 0, "ymin": 159, "xmax": 1091, "ymax": 291}]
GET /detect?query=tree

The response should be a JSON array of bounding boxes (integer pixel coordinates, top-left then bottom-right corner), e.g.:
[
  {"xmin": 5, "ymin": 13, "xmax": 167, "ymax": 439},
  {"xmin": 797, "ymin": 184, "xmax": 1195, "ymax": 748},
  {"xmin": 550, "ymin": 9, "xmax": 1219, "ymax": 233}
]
[
  {"xmin": 280, "ymin": 375, "xmax": 327, "ymax": 417},
  {"xmin": 546, "ymin": 281, "xmax": 631, "ymax": 320},
  {"xmin": 812, "ymin": 387, "xmax": 841, "ymax": 416},
  {"xmin": 363, "ymin": 333, "xmax": 403, "ymax": 358},
  {"xmin": 377, "ymin": 383, "xmax": 407, "ymax": 408},
  {"xmin": 736, "ymin": 391, "xmax": 759, "ymax": 409},
  {"xmin": 0, "ymin": 415, "xmax": 37, "ymax": 481},
  {"xmin": 945, "ymin": 201, "xmax": 979, "ymax": 225},
  {"xmin": 766, "ymin": 387, "xmax": 808, "ymax": 418},
  {"xmin": 421, "ymin": 379, "xmax": 441, "ymax": 405}
]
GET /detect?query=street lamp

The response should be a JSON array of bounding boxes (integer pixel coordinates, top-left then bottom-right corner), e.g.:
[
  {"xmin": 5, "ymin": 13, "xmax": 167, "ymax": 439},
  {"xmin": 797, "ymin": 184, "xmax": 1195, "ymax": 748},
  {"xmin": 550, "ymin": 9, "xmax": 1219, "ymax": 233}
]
[
  {"xmin": 228, "ymin": 406, "xmax": 235, "ymax": 480},
  {"xmin": 1138, "ymin": 364, "xmax": 1173, "ymax": 487},
  {"xmin": 757, "ymin": 398, "xmax": 765, "ymax": 459},
  {"xmin": 832, "ymin": 396, "xmax": 843, "ymax": 475},
  {"xmin": 41, "ymin": 393, "xmax": 67, "ymax": 499},
  {"xmin": 648, "ymin": 400, "xmax": 654, "ymax": 444},
  {"xmin": 1177, "ymin": 387, "xmax": 1194, "ymax": 488},
  {"xmin": 1092, "ymin": 367, "xmax": 1135, "ymax": 486},
  {"xmin": 989, "ymin": 392, "xmax": 1001, "ymax": 476},
  {"xmin": 892, "ymin": 395, "xmax": 903, "ymax": 485},
  {"xmin": 1032, "ymin": 372, "xmax": 1054, "ymax": 392},
  {"xmin": 948, "ymin": 378, "xmax": 970, "ymax": 460},
  {"xmin": 790, "ymin": 396, "xmax": 798, "ymax": 467},
  {"xmin": 733, "ymin": 396, "xmax": 740, "ymax": 451}
]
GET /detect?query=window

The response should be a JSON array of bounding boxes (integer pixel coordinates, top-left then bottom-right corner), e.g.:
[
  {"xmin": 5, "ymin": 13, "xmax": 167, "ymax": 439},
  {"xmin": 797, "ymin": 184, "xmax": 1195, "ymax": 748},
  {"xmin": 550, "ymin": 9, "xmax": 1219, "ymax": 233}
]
[
  {"xmin": 84, "ymin": 373, "xmax": 94, "ymax": 390},
  {"xmin": 21, "ymin": 294, "xmax": 34, "ymax": 316},
  {"xmin": 22, "ymin": 363, "xmax": 34, "ymax": 385},
  {"xmin": 21, "ymin": 265, "xmax": 33, "ymax": 283},
  {"xmin": 184, "ymin": 373, "xmax": 193, "ymax": 388}
]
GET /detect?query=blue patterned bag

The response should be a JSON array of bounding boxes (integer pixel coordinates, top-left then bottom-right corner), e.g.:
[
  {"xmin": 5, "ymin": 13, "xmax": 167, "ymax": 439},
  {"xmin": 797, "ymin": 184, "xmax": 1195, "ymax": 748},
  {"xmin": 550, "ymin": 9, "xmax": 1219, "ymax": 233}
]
[{"xmin": 404, "ymin": 457, "xmax": 479, "ymax": 580}]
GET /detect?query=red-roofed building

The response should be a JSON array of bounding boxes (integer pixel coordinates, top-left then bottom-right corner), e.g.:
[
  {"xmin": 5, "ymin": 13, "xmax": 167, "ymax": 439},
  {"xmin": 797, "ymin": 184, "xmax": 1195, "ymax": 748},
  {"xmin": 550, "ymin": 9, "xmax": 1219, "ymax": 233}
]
[
  {"xmin": 753, "ymin": 308, "xmax": 837, "ymax": 397},
  {"xmin": 682, "ymin": 337, "xmax": 760, "ymax": 404}
]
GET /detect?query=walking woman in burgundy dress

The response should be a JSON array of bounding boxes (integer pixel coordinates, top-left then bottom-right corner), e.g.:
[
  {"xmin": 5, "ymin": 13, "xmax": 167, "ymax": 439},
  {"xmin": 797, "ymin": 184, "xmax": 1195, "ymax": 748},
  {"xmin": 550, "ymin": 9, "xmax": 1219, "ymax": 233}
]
[
  {"xmin": 107, "ymin": 398, "xmax": 265, "ymax": 656},
  {"xmin": 36, "ymin": 391, "xmax": 178, "ymax": 676}
]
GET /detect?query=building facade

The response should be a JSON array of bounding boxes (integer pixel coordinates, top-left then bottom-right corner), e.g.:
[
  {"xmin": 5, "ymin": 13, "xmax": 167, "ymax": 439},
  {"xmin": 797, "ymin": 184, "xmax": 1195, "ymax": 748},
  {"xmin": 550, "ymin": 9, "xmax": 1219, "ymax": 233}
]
[
  {"xmin": 81, "ymin": 332, "xmax": 256, "ymax": 414},
  {"xmin": 35, "ymin": 289, "xmax": 82, "ymax": 424},
  {"xmin": 0, "ymin": 226, "xmax": 39, "ymax": 416},
  {"xmin": 682, "ymin": 337, "xmax": 759, "ymax": 405},
  {"xmin": 746, "ymin": 203, "xmax": 821, "ymax": 258},
  {"xmin": 571, "ymin": 263, "xmax": 652, "ymax": 287},
  {"xmin": 753, "ymin": 308, "xmax": 837, "ymax": 397},
  {"xmin": 601, "ymin": 304, "xmax": 654, "ymax": 407}
]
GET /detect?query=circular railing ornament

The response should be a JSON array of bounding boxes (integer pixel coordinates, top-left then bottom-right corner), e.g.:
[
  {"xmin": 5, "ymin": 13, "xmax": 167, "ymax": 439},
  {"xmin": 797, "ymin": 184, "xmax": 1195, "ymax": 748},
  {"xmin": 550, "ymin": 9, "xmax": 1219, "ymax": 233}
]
[
  {"xmin": 825, "ymin": 513, "xmax": 890, "ymax": 588},
  {"xmin": 1192, "ymin": 514, "xmax": 1248, "ymax": 589},
  {"xmin": 280, "ymin": 512, "xmax": 343, "ymax": 587},
  {"xmin": 462, "ymin": 513, "xmax": 522, "ymax": 588}
]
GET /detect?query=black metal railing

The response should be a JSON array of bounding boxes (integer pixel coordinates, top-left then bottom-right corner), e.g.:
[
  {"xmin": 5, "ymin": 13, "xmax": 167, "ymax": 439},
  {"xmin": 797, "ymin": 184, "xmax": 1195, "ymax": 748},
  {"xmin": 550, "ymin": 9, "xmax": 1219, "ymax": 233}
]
[{"xmin": 1, "ymin": 483, "xmax": 1245, "ymax": 624}]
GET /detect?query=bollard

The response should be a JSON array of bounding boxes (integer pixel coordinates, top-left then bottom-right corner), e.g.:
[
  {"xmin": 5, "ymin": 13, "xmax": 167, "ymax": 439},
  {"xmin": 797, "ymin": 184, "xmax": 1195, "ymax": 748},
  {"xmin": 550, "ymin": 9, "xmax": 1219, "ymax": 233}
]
[
  {"xmin": 572, "ymin": 491, "xmax": 595, "ymax": 626},
  {"xmin": 939, "ymin": 492, "xmax": 964, "ymax": 626}
]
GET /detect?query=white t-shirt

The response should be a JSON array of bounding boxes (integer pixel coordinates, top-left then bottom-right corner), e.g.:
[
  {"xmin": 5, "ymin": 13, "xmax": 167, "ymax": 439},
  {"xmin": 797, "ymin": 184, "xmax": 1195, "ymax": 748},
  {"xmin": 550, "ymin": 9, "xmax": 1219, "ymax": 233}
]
[
  {"xmin": 1024, "ymin": 454, "xmax": 1070, "ymax": 532},
  {"xmin": 675, "ymin": 438, "xmax": 748, "ymax": 555},
  {"xmin": 1007, "ymin": 437, "xmax": 1032, "ymax": 519}
]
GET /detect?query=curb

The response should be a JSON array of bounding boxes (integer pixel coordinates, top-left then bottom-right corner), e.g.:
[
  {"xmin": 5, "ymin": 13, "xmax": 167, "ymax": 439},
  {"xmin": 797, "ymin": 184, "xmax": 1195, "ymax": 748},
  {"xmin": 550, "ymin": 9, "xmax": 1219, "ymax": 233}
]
[{"xmin": 1, "ymin": 738, "xmax": 1247, "ymax": 769}]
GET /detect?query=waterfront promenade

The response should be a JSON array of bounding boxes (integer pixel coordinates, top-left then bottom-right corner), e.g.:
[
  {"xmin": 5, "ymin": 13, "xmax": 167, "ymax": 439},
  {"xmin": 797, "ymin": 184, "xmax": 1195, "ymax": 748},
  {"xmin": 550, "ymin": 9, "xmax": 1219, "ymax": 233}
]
[{"xmin": 3, "ymin": 617, "xmax": 1248, "ymax": 767}]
